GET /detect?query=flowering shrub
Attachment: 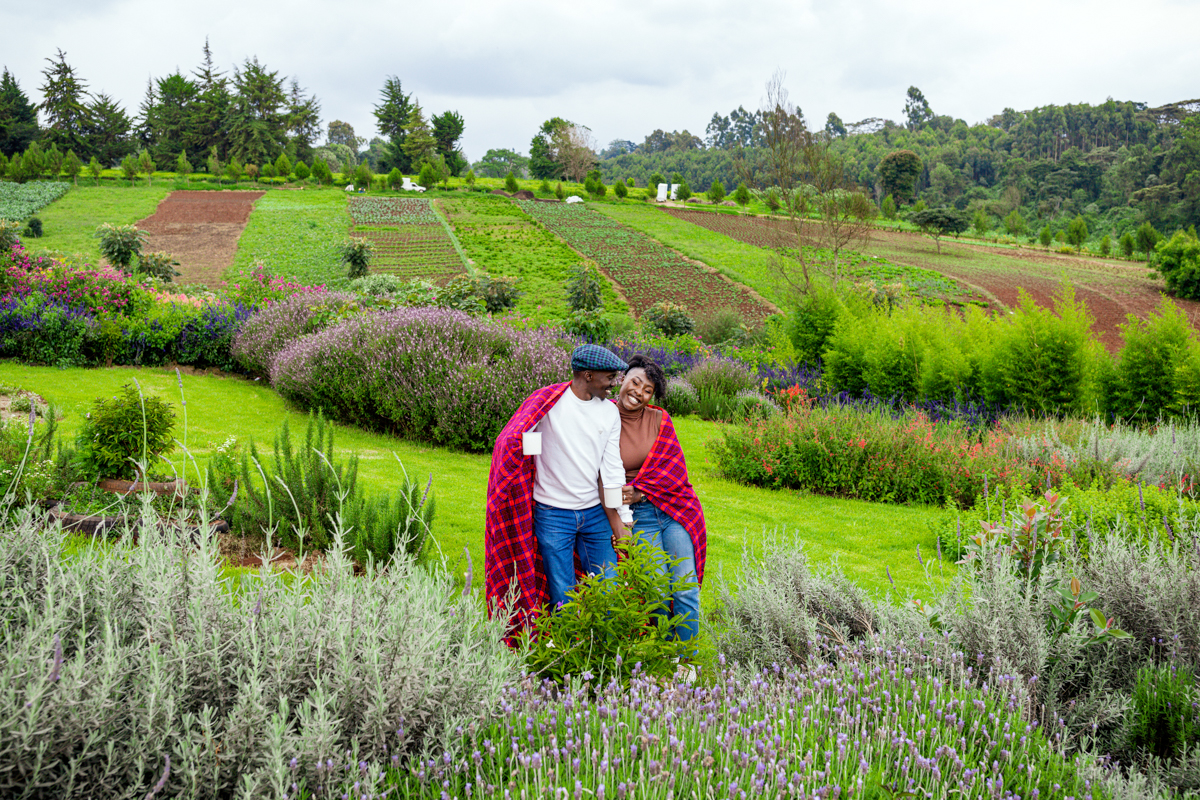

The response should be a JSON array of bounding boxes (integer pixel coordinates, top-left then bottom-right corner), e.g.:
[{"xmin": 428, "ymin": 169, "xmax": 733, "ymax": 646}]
[
  {"xmin": 222, "ymin": 259, "xmax": 327, "ymax": 308},
  {"xmin": 231, "ymin": 291, "xmax": 357, "ymax": 375},
  {"xmin": 271, "ymin": 307, "xmax": 571, "ymax": 451},
  {"xmin": 2, "ymin": 241, "xmax": 152, "ymax": 315}
]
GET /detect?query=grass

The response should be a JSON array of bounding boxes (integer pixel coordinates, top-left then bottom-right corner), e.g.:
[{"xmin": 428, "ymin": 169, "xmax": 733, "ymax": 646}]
[
  {"xmin": 227, "ymin": 188, "xmax": 351, "ymax": 284},
  {"xmin": 3, "ymin": 361, "xmax": 949, "ymax": 598},
  {"xmin": 440, "ymin": 194, "xmax": 628, "ymax": 324},
  {"xmin": 23, "ymin": 184, "xmax": 173, "ymax": 262},
  {"xmin": 590, "ymin": 201, "xmax": 790, "ymax": 309}
]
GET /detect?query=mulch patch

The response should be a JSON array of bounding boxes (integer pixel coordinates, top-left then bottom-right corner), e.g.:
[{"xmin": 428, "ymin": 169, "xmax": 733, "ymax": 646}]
[{"xmin": 136, "ymin": 191, "xmax": 265, "ymax": 287}]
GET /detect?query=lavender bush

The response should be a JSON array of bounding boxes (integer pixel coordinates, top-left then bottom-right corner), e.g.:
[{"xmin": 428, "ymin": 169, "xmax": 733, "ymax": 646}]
[
  {"xmin": 270, "ymin": 307, "xmax": 571, "ymax": 451},
  {"xmin": 0, "ymin": 502, "xmax": 517, "ymax": 799},
  {"xmin": 232, "ymin": 291, "xmax": 356, "ymax": 376}
]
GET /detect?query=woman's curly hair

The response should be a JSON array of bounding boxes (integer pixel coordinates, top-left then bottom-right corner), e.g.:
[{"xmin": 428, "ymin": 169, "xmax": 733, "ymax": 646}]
[{"xmin": 626, "ymin": 354, "xmax": 667, "ymax": 400}]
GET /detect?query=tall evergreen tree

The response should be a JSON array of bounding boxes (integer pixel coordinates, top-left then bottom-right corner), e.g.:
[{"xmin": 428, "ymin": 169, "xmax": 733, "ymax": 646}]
[
  {"xmin": 285, "ymin": 79, "xmax": 321, "ymax": 163},
  {"xmin": 188, "ymin": 39, "xmax": 231, "ymax": 159},
  {"xmin": 0, "ymin": 68, "xmax": 39, "ymax": 158},
  {"xmin": 86, "ymin": 93, "xmax": 133, "ymax": 168},
  {"xmin": 431, "ymin": 110, "xmax": 466, "ymax": 176},
  {"xmin": 146, "ymin": 73, "xmax": 198, "ymax": 168},
  {"xmin": 401, "ymin": 101, "xmax": 436, "ymax": 169},
  {"xmin": 373, "ymin": 76, "xmax": 413, "ymax": 172},
  {"xmin": 38, "ymin": 49, "xmax": 92, "ymax": 155},
  {"xmin": 225, "ymin": 57, "xmax": 287, "ymax": 166},
  {"xmin": 134, "ymin": 78, "xmax": 157, "ymax": 151}
]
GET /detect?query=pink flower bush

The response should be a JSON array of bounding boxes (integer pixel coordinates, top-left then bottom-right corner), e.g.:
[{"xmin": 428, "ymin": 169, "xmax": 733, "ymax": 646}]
[{"xmin": 221, "ymin": 260, "xmax": 327, "ymax": 309}]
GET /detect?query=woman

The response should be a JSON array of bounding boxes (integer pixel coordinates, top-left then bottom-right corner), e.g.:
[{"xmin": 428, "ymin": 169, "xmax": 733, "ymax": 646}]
[{"xmin": 604, "ymin": 354, "xmax": 707, "ymax": 643}]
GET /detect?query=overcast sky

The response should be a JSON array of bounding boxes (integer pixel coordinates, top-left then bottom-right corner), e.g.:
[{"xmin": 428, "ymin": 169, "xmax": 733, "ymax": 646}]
[{"xmin": 4, "ymin": 0, "xmax": 1198, "ymax": 162}]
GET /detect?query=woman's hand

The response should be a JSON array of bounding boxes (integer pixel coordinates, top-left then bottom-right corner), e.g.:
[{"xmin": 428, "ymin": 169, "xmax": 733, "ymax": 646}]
[{"xmin": 621, "ymin": 484, "xmax": 644, "ymax": 505}]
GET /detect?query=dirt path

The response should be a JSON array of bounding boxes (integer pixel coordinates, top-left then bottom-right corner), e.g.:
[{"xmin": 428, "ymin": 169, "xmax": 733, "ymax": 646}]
[{"xmin": 136, "ymin": 191, "xmax": 265, "ymax": 287}]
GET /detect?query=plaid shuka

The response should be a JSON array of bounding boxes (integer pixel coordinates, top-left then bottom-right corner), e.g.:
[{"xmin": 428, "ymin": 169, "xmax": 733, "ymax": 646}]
[
  {"xmin": 631, "ymin": 407, "xmax": 708, "ymax": 585},
  {"xmin": 484, "ymin": 382, "xmax": 570, "ymax": 629}
]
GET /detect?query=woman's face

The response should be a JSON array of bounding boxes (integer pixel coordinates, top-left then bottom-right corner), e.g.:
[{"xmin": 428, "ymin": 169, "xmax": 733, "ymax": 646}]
[{"xmin": 618, "ymin": 367, "xmax": 656, "ymax": 412}]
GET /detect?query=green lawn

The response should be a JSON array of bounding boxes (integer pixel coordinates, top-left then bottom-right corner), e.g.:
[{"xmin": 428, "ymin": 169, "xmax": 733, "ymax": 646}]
[
  {"xmin": 24, "ymin": 184, "xmax": 173, "ymax": 262},
  {"xmin": 3, "ymin": 362, "xmax": 948, "ymax": 599},
  {"xmin": 228, "ymin": 188, "xmax": 351, "ymax": 283}
]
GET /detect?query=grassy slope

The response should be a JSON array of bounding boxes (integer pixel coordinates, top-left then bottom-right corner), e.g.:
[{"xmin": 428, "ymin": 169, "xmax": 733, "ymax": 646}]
[
  {"xmin": 440, "ymin": 194, "xmax": 627, "ymax": 324},
  {"xmin": 227, "ymin": 189, "xmax": 350, "ymax": 283},
  {"xmin": 2, "ymin": 362, "xmax": 948, "ymax": 598},
  {"xmin": 24, "ymin": 184, "xmax": 173, "ymax": 262},
  {"xmin": 590, "ymin": 202, "xmax": 789, "ymax": 309}
]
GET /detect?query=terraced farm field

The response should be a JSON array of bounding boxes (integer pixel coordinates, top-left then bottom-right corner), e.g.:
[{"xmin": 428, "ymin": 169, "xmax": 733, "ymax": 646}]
[
  {"xmin": 349, "ymin": 196, "xmax": 467, "ymax": 280},
  {"xmin": 516, "ymin": 200, "xmax": 770, "ymax": 320}
]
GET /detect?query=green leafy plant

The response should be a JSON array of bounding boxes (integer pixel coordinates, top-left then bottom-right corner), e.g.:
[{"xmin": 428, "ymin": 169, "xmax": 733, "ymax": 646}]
[
  {"xmin": 554, "ymin": 181, "xmax": 565, "ymax": 200},
  {"xmin": 137, "ymin": 251, "xmax": 181, "ymax": 282},
  {"xmin": 733, "ymin": 182, "xmax": 751, "ymax": 210},
  {"xmin": 675, "ymin": 181, "xmax": 692, "ymax": 202},
  {"xmin": 94, "ymin": 223, "xmax": 147, "ymax": 271},
  {"xmin": 1125, "ymin": 663, "xmax": 1200, "ymax": 761},
  {"xmin": 521, "ymin": 537, "xmax": 706, "ymax": 685},
  {"xmin": 706, "ymin": 179, "xmax": 726, "ymax": 204},
  {"xmin": 1155, "ymin": 229, "xmax": 1200, "ymax": 300},
  {"xmin": 643, "ymin": 300, "xmax": 695, "ymax": 337},
  {"xmin": 565, "ymin": 263, "xmax": 604, "ymax": 312},
  {"xmin": 504, "ymin": 171, "xmax": 519, "ymax": 193},
  {"xmin": 562, "ymin": 308, "xmax": 611, "ymax": 342},
  {"xmin": 338, "ymin": 236, "xmax": 374, "ymax": 279},
  {"xmin": 23, "ymin": 217, "xmax": 42, "ymax": 238},
  {"xmin": 613, "ymin": 178, "xmax": 627, "ymax": 199},
  {"xmin": 294, "ymin": 160, "xmax": 311, "ymax": 181},
  {"xmin": 75, "ymin": 383, "xmax": 175, "ymax": 480}
]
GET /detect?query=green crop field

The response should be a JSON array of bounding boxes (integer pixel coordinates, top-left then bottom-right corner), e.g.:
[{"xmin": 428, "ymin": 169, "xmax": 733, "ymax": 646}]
[
  {"xmin": 228, "ymin": 188, "xmax": 350, "ymax": 283},
  {"xmin": 349, "ymin": 196, "xmax": 468, "ymax": 280},
  {"xmin": 21, "ymin": 184, "xmax": 173, "ymax": 262},
  {"xmin": 0, "ymin": 361, "xmax": 949, "ymax": 600}
]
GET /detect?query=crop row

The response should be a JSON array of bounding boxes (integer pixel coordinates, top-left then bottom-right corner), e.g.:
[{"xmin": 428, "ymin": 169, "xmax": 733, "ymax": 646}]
[
  {"xmin": 355, "ymin": 228, "xmax": 465, "ymax": 278},
  {"xmin": 0, "ymin": 181, "xmax": 72, "ymax": 222},
  {"xmin": 348, "ymin": 197, "xmax": 440, "ymax": 226},
  {"xmin": 516, "ymin": 200, "xmax": 769, "ymax": 319}
]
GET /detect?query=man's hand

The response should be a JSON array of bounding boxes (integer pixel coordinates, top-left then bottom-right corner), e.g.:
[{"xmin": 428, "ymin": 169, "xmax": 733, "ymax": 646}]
[{"xmin": 611, "ymin": 522, "xmax": 633, "ymax": 550}]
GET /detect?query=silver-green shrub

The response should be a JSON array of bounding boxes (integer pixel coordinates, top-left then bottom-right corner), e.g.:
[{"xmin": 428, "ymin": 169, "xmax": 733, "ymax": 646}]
[{"xmin": 0, "ymin": 503, "xmax": 517, "ymax": 798}]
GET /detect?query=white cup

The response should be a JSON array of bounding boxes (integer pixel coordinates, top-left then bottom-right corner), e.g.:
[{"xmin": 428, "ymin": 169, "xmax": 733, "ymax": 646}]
[
  {"xmin": 522, "ymin": 431, "xmax": 542, "ymax": 455},
  {"xmin": 603, "ymin": 484, "xmax": 623, "ymax": 508}
]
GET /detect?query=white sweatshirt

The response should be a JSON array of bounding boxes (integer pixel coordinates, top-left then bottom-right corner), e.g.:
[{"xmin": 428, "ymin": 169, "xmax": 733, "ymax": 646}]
[{"xmin": 532, "ymin": 388, "xmax": 632, "ymax": 524}]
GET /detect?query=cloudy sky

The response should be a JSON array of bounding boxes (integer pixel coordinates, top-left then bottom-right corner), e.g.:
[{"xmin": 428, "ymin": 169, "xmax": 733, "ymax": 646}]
[{"xmin": 4, "ymin": 0, "xmax": 1198, "ymax": 161}]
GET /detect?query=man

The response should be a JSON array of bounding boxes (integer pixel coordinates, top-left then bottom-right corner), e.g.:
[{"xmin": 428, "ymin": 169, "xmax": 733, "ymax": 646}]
[{"xmin": 484, "ymin": 344, "xmax": 631, "ymax": 630}]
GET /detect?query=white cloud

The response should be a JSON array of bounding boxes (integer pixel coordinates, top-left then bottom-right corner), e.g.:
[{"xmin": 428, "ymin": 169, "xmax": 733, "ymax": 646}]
[{"xmin": 3, "ymin": 0, "xmax": 1197, "ymax": 162}]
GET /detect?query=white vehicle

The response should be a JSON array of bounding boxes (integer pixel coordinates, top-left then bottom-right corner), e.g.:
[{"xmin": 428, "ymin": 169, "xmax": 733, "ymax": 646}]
[{"xmin": 401, "ymin": 177, "xmax": 427, "ymax": 193}]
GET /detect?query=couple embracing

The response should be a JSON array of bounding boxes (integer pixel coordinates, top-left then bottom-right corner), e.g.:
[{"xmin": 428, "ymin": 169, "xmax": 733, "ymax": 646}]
[{"xmin": 484, "ymin": 344, "xmax": 706, "ymax": 643}]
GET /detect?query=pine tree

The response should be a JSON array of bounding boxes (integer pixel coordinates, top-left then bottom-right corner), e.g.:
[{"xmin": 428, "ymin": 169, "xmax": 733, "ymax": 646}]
[
  {"xmin": 176, "ymin": 151, "xmax": 193, "ymax": 183},
  {"xmin": 225, "ymin": 57, "xmax": 287, "ymax": 166},
  {"xmin": 374, "ymin": 76, "xmax": 413, "ymax": 173},
  {"xmin": 275, "ymin": 152, "xmax": 292, "ymax": 180},
  {"xmin": 401, "ymin": 102, "xmax": 437, "ymax": 169},
  {"xmin": 38, "ymin": 49, "xmax": 92, "ymax": 156},
  {"xmin": 87, "ymin": 155, "xmax": 101, "ymax": 184},
  {"xmin": 138, "ymin": 150, "xmax": 155, "ymax": 186},
  {"xmin": 285, "ymin": 79, "xmax": 321, "ymax": 162},
  {"xmin": 86, "ymin": 93, "xmax": 133, "ymax": 168},
  {"xmin": 188, "ymin": 39, "xmax": 231, "ymax": 159},
  {"xmin": 64, "ymin": 149, "xmax": 82, "ymax": 184},
  {"xmin": 0, "ymin": 68, "xmax": 40, "ymax": 158}
]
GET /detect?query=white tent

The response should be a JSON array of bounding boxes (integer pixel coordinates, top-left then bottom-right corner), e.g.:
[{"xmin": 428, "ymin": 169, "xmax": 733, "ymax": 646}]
[{"xmin": 656, "ymin": 183, "xmax": 669, "ymax": 202}]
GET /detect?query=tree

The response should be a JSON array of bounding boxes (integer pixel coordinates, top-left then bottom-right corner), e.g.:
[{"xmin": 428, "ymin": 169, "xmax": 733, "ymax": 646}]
[
  {"xmin": 1155, "ymin": 229, "xmax": 1200, "ymax": 299},
  {"xmin": 881, "ymin": 195, "xmax": 896, "ymax": 220},
  {"xmin": 806, "ymin": 139, "xmax": 878, "ymax": 288},
  {"xmin": 1121, "ymin": 231, "xmax": 1135, "ymax": 258},
  {"xmin": 431, "ymin": 110, "xmax": 466, "ymax": 176},
  {"xmin": 972, "ymin": 209, "xmax": 990, "ymax": 237},
  {"xmin": 910, "ymin": 207, "xmax": 968, "ymax": 254},
  {"xmin": 1004, "ymin": 208, "xmax": 1026, "ymax": 237},
  {"xmin": 473, "ymin": 148, "xmax": 529, "ymax": 179},
  {"xmin": 1100, "ymin": 234, "xmax": 1111, "ymax": 256},
  {"xmin": 87, "ymin": 155, "xmax": 101, "ymax": 184},
  {"xmin": 387, "ymin": 167, "xmax": 403, "ymax": 189},
  {"xmin": 138, "ymin": 149, "xmax": 155, "ymax": 186},
  {"xmin": 294, "ymin": 161, "xmax": 310, "ymax": 181},
  {"xmin": 1040, "ymin": 225, "xmax": 1053, "ymax": 249},
  {"xmin": 877, "ymin": 150, "xmax": 922, "ymax": 204},
  {"xmin": 550, "ymin": 123, "xmax": 596, "ymax": 183},
  {"xmin": 39, "ymin": 49, "xmax": 92, "ymax": 156},
  {"xmin": 0, "ymin": 68, "xmax": 39, "ymax": 158},
  {"xmin": 326, "ymin": 120, "xmax": 362, "ymax": 150},
  {"xmin": 120, "ymin": 153, "xmax": 138, "ymax": 184},
  {"xmin": 824, "ymin": 112, "xmax": 847, "ymax": 139},
  {"xmin": 176, "ymin": 151, "xmax": 192, "ymax": 184},
  {"xmin": 144, "ymin": 72, "xmax": 198, "ymax": 168},
  {"xmin": 733, "ymin": 182, "xmax": 751, "ymax": 209},
  {"xmin": 188, "ymin": 39, "xmax": 231, "ymax": 160},
  {"xmin": 45, "ymin": 144, "xmax": 64, "ymax": 179},
  {"xmin": 505, "ymin": 171, "xmax": 519, "ymax": 192},
  {"xmin": 64, "ymin": 149, "xmax": 82, "ymax": 184},
  {"xmin": 285, "ymin": 79, "xmax": 321, "ymax": 162},
  {"xmin": 530, "ymin": 117, "xmax": 569, "ymax": 180},
  {"xmin": 401, "ymin": 102, "xmax": 437, "ymax": 170},
  {"xmin": 373, "ymin": 76, "xmax": 413, "ymax": 172},
  {"xmin": 225, "ymin": 156, "xmax": 243, "ymax": 185},
  {"xmin": 85, "ymin": 93, "xmax": 133, "ymax": 168},
  {"xmin": 225, "ymin": 58, "xmax": 288, "ymax": 166},
  {"xmin": 275, "ymin": 152, "xmax": 291, "ymax": 179},
  {"xmin": 676, "ymin": 181, "xmax": 692, "ymax": 201},
  {"xmin": 706, "ymin": 179, "xmax": 726, "ymax": 204},
  {"xmin": 465, "ymin": 169, "xmax": 475, "ymax": 187},
  {"xmin": 1066, "ymin": 215, "xmax": 1088, "ymax": 252},
  {"xmin": 1136, "ymin": 221, "xmax": 1161, "ymax": 261},
  {"xmin": 614, "ymin": 178, "xmax": 628, "ymax": 199},
  {"xmin": 904, "ymin": 86, "xmax": 933, "ymax": 130}
]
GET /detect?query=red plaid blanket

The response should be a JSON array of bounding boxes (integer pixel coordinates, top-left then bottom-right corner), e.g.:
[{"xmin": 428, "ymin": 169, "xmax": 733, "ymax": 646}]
[
  {"xmin": 484, "ymin": 382, "xmax": 570, "ymax": 628},
  {"xmin": 632, "ymin": 407, "xmax": 707, "ymax": 585}
]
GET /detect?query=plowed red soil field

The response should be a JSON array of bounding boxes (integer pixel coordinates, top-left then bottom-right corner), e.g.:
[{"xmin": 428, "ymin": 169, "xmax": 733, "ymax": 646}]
[
  {"xmin": 136, "ymin": 191, "xmax": 264, "ymax": 286},
  {"xmin": 662, "ymin": 207, "xmax": 1199, "ymax": 352}
]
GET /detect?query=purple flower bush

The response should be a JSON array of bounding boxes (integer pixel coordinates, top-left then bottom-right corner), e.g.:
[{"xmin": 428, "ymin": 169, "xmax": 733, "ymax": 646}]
[
  {"xmin": 232, "ymin": 291, "xmax": 357, "ymax": 375},
  {"xmin": 271, "ymin": 307, "xmax": 571, "ymax": 451}
]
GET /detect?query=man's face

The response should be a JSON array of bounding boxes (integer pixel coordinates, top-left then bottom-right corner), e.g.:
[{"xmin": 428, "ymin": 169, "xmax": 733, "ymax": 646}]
[{"xmin": 584, "ymin": 370, "xmax": 620, "ymax": 399}]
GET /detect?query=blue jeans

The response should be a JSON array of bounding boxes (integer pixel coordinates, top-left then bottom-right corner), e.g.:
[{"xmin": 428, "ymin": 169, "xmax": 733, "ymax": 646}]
[
  {"xmin": 632, "ymin": 502, "xmax": 700, "ymax": 642},
  {"xmin": 533, "ymin": 502, "xmax": 618, "ymax": 609}
]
